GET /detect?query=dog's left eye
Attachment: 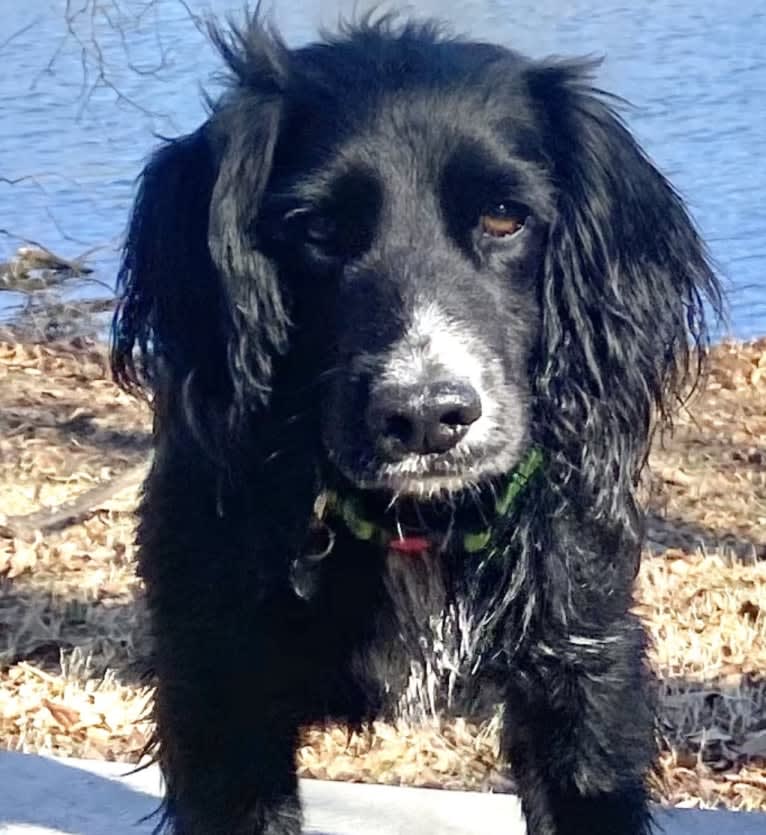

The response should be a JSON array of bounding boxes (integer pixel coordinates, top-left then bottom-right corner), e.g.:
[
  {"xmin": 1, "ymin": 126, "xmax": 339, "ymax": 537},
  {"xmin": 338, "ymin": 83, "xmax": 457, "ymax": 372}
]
[{"xmin": 480, "ymin": 203, "xmax": 529, "ymax": 238}]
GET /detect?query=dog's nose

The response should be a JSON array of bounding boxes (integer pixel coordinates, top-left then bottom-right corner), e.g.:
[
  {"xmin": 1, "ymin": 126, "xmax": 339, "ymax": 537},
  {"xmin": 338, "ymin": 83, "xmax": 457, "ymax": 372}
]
[{"xmin": 369, "ymin": 382, "xmax": 482, "ymax": 459}]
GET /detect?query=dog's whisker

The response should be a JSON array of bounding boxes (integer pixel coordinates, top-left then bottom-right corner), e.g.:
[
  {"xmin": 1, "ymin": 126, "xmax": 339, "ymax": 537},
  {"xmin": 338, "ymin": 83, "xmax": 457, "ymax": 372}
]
[{"xmin": 385, "ymin": 489, "xmax": 402, "ymax": 514}]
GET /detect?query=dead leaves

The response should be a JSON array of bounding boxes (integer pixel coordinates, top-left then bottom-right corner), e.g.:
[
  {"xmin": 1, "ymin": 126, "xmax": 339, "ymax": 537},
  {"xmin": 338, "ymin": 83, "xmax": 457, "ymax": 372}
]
[
  {"xmin": 708, "ymin": 338, "xmax": 766, "ymax": 391},
  {"xmin": 42, "ymin": 697, "xmax": 80, "ymax": 730},
  {"xmin": 1, "ymin": 335, "xmax": 766, "ymax": 810},
  {"xmin": 0, "ymin": 535, "xmax": 41, "ymax": 578},
  {"xmin": 297, "ymin": 718, "xmax": 501, "ymax": 790},
  {"xmin": 1, "ymin": 658, "xmax": 152, "ymax": 761}
]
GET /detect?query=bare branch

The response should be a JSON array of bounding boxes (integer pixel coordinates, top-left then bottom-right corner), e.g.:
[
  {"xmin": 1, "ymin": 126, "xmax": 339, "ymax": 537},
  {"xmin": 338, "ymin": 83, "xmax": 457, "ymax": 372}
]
[
  {"xmin": 0, "ymin": 462, "xmax": 148, "ymax": 540},
  {"xmin": 45, "ymin": 208, "xmax": 92, "ymax": 248},
  {"xmin": 24, "ymin": 0, "xmax": 219, "ymax": 125},
  {"xmin": 0, "ymin": 228, "xmax": 68, "ymax": 258},
  {"xmin": 0, "ymin": 17, "xmax": 41, "ymax": 52},
  {"xmin": 0, "ymin": 175, "xmax": 40, "ymax": 186},
  {"xmin": 0, "ymin": 230, "xmax": 101, "ymax": 285}
]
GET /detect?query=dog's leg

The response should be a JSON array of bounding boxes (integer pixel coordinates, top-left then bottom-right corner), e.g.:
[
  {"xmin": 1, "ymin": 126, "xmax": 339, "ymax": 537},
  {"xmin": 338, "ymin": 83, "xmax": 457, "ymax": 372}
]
[
  {"xmin": 138, "ymin": 451, "xmax": 317, "ymax": 835},
  {"xmin": 501, "ymin": 616, "xmax": 655, "ymax": 835},
  {"xmin": 149, "ymin": 603, "xmax": 306, "ymax": 835}
]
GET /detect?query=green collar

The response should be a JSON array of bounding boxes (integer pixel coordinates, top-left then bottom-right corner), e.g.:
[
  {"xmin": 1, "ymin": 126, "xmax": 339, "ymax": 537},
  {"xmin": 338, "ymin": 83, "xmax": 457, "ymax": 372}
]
[{"xmin": 323, "ymin": 447, "xmax": 543, "ymax": 555}]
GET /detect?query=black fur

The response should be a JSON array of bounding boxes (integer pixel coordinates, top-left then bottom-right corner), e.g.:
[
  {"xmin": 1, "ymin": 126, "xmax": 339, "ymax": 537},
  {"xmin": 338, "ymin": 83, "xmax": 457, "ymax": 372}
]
[{"xmin": 112, "ymin": 14, "xmax": 721, "ymax": 835}]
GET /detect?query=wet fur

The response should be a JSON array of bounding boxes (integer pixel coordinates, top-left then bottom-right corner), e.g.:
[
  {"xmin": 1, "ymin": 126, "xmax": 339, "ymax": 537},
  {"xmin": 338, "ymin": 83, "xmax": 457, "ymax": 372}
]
[{"xmin": 112, "ymin": 14, "xmax": 721, "ymax": 835}]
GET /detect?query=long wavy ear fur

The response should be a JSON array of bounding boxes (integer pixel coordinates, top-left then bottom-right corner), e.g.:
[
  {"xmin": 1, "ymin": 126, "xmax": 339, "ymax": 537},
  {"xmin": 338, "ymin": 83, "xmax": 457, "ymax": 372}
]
[
  {"xmin": 111, "ymin": 15, "xmax": 289, "ymax": 442},
  {"xmin": 526, "ymin": 59, "xmax": 723, "ymax": 528},
  {"xmin": 111, "ymin": 128, "xmax": 222, "ymax": 394}
]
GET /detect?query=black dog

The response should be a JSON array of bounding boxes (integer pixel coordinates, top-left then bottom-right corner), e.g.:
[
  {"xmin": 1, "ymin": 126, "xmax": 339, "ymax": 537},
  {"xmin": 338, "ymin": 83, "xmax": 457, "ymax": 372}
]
[{"xmin": 112, "ymin": 14, "xmax": 721, "ymax": 835}]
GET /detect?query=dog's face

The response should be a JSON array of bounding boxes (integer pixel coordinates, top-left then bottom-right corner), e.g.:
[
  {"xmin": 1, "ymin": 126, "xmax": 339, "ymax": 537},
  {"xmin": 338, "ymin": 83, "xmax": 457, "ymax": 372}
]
[
  {"xmin": 113, "ymin": 20, "xmax": 718, "ymax": 522},
  {"xmin": 258, "ymin": 76, "xmax": 555, "ymax": 497}
]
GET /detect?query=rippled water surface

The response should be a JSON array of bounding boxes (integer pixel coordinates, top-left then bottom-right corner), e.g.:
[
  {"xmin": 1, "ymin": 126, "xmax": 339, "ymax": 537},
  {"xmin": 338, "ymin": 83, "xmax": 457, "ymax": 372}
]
[{"xmin": 2, "ymin": 0, "xmax": 764, "ymax": 336}]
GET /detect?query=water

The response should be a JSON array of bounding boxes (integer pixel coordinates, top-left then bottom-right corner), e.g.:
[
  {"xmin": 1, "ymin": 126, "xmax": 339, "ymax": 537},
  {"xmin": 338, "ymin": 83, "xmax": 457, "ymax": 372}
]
[{"xmin": 1, "ymin": 0, "xmax": 764, "ymax": 338}]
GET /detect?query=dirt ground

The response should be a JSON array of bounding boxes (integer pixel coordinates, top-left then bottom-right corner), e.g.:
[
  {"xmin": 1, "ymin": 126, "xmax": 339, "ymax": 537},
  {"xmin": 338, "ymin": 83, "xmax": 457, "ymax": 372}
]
[{"xmin": 1, "ymin": 332, "xmax": 765, "ymax": 811}]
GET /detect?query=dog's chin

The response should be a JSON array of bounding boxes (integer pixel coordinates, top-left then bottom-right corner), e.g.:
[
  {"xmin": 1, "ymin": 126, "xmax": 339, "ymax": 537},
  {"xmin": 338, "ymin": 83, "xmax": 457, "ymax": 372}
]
[
  {"xmin": 322, "ymin": 447, "xmax": 527, "ymax": 547},
  {"xmin": 354, "ymin": 469, "xmax": 489, "ymax": 500},
  {"xmin": 325, "ymin": 445, "xmax": 519, "ymax": 501}
]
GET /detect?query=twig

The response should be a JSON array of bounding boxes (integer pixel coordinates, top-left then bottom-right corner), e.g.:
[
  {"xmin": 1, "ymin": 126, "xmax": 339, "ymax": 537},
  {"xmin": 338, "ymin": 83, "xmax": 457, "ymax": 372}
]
[
  {"xmin": 0, "ymin": 463, "xmax": 148, "ymax": 540},
  {"xmin": 0, "ymin": 18, "xmax": 41, "ymax": 52}
]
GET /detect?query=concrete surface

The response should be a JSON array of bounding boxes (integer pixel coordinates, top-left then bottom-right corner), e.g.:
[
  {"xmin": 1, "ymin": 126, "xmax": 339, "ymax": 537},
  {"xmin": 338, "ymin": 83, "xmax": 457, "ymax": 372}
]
[{"xmin": 1, "ymin": 750, "xmax": 765, "ymax": 834}]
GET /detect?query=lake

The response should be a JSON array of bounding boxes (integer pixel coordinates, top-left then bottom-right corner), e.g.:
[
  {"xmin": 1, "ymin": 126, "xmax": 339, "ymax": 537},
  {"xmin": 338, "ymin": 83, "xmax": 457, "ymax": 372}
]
[{"xmin": 1, "ymin": 0, "xmax": 764, "ymax": 338}]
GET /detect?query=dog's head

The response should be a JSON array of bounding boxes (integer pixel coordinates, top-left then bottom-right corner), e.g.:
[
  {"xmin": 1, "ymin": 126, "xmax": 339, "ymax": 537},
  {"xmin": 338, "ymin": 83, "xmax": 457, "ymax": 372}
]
[{"xmin": 113, "ymin": 16, "xmax": 720, "ymax": 517}]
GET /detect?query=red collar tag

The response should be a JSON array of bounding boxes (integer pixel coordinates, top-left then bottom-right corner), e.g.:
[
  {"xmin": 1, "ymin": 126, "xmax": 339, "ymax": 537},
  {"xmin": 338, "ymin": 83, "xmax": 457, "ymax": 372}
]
[{"xmin": 388, "ymin": 535, "xmax": 431, "ymax": 554}]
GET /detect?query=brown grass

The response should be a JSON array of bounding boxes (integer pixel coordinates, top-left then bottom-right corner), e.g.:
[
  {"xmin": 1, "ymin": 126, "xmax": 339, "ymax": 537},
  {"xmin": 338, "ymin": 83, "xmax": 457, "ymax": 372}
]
[{"xmin": 1, "ymin": 335, "xmax": 764, "ymax": 810}]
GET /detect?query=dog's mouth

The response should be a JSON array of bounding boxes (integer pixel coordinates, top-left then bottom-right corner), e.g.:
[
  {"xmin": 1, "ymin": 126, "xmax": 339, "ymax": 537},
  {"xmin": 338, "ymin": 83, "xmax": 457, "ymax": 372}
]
[
  {"xmin": 318, "ymin": 447, "xmax": 543, "ymax": 554},
  {"xmin": 322, "ymin": 470, "xmax": 486, "ymax": 553},
  {"xmin": 324, "ymin": 444, "xmax": 515, "ymax": 500}
]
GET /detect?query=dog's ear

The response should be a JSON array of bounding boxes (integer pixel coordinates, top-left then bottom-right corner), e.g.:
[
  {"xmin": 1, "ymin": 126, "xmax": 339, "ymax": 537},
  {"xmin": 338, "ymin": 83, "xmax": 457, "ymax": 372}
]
[
  {"xmin": 525, "ymin": 60, "xmax": 722, "ymax": 520},
  {"xmin": 112, "ymin": 21, "xmax": 288, "ymax": 439},
  {"xmin": 111, "ymin": 127, "xmax": 225, "ymax": 396},
  {"xmin": 206, "ymin": 87, "xmax": 287, "ymax": 413}
]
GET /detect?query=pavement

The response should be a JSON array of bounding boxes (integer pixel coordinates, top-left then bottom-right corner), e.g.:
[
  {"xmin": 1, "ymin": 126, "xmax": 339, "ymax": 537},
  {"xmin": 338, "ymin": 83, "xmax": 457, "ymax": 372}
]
[{"xmin": 1, "ymin": 751, "xmax": 765, "ymax": 834}]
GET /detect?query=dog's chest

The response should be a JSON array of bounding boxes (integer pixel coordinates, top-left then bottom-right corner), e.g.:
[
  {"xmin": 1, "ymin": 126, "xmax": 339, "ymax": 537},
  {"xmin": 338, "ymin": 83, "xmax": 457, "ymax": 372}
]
[{"xmin": 353, "ymin": 550, "xmax": 504, "ymax": 722}]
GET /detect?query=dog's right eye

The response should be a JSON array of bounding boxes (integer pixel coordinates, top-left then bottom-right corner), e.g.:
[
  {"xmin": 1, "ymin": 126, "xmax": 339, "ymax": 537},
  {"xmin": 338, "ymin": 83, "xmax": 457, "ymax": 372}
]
[
  {"xmin": 284, "ymin": 208, "xmax": 338, "ymax": 249},
  {"xmin": 304, "ymin": 214, "xmax": 338, "ymax": 246}
]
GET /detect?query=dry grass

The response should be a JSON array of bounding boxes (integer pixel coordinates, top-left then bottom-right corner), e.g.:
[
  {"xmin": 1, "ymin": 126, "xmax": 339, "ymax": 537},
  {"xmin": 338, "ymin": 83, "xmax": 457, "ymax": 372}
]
[{"xmin": 1, "ymin": 334, "xmax": 764, "ymax": 810}]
